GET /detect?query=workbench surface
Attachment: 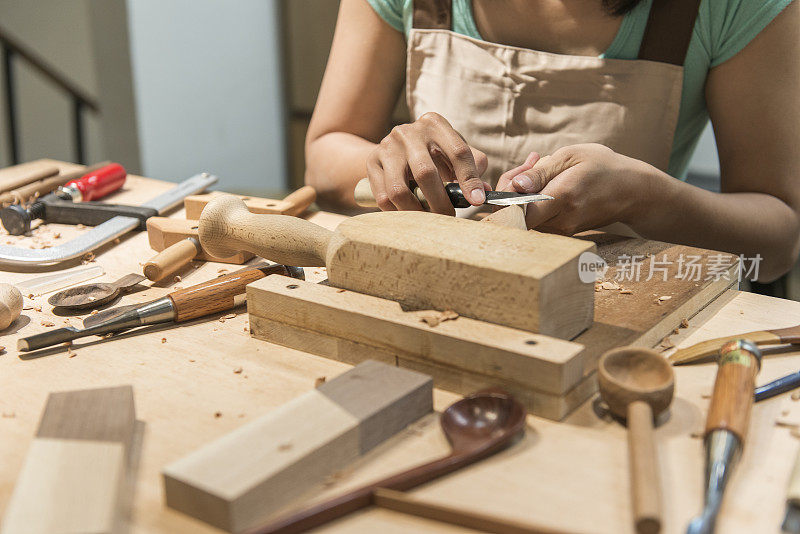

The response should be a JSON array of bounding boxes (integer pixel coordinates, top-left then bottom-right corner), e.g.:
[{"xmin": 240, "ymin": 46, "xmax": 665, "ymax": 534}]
[{"xmin": 1, "ymin": 161, "xmax": 799, "ymax": 534}]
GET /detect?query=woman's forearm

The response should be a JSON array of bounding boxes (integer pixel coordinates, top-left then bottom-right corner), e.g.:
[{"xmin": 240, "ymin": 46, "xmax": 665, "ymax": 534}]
[
  {"xmin": 628, "ymin": 166, "xmax": 800, "ymax": 282},
  {"xmin": 305, "ymin": 132, "xmax": 377, "ymax": 212}
]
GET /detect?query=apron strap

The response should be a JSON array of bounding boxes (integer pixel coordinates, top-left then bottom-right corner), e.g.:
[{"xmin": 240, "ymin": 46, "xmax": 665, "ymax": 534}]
[
  {"xmin": 412, "ymin": 0, "xmax": 452, "ymax": 30},
  {"xmin": 638, "ymin": 0, "xmax": 702, "ymax": 65}
]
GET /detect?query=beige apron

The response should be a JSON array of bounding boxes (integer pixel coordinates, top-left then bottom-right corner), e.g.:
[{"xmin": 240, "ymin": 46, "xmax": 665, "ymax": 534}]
[{"xmin": 406, "ymin": 0, "xmax": 701, "ymax": 186}]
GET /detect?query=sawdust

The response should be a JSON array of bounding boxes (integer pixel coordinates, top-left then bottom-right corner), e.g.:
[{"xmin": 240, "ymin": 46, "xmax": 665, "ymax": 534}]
[
  {"xmin": 600, "ymin": 281, "xmax": 620, "ymax": 290},
  {"xmin": 161, "ymin": 338, "xmax": 167, "ymax": 344},
  {"xmin": 214, "ymin": 412, "xmax": 222, "ymax": 418},
  {"xmin": 315, "ymin": 376, "xmax": 327, "ymax": 387},
  {"xmin": 681, "ymin": 318, "xmax": 690, "ymax": 328},
  {"xmin": 40, "ymin": 320, "xmax": 54, "ymax": 327},
  {"xmin": 419, "ymin": 309, "xmax": 459, "ymax": 327},
  {"xmin": 793, "ymin": 391, "xmax": 800, "ymax": 401},
  {"xmin": 336, "ymin": 288, "xmax": 346, "ymax": 293},
  {"xmin": 659, "ymin": 337, "xmax": 675, "ymax": 351},
  {"xmin": 233, "ymin": 367, "xmax": 243, "ymax": 374},
  {"xmin": 656, "ymin": 295, "xmax": 672, "ymax": 305}
]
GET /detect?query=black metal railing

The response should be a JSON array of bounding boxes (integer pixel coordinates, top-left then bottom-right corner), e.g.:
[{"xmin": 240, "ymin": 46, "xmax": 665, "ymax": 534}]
[{"xmin": 0, "ymin": 26, "xmax": 99, "ymax": 165}]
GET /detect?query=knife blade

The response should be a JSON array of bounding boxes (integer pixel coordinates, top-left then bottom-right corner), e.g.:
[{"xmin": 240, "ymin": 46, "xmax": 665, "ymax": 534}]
[{"xmin": 353, "ymin": 178, "xmax": 552, "ymax": 209}]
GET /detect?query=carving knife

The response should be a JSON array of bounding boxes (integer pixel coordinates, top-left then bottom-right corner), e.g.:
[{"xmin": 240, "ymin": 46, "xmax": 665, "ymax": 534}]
[
  {"xmin": 668, "ymin": 324, "xmax": 800, "ymax": 365},
  {"xmin": 17, "ymin": 262, "xmax": 304, "ymax": 352},
  {"xmin": 354, "ymin": 177, "xmax": 552, "ymax": 208}
]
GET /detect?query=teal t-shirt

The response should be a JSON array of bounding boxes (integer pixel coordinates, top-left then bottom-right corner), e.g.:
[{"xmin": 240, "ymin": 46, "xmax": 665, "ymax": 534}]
[{"xmin": 366, "ymin": 0, "xmax": 793, "ymax": 178}]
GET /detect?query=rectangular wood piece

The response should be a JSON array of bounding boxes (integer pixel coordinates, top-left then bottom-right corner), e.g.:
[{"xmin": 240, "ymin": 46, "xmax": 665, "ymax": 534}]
[
  {"xmin": 184, "ymin": 191, "xmax": 302, "ymax": 220},
  {"xmin": 1, "ymin": 385, "xmax": 136, "ymax": 534},
  {"xmin": 162, "ymin": 360, "xmax": 433, "ymax": 532}
]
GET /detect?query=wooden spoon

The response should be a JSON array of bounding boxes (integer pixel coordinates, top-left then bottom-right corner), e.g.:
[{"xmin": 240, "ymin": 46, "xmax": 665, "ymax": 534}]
[
  {"xmin": 598, "ymin": 347, "xmax": 674, "ymax": 534},
  {"xmin": 48, "ymin": 273, "xmax": 145, "ymax": 310},
  {"xmin": 246, "ymin": 389, "xmax": 527, "ymax": 534}
]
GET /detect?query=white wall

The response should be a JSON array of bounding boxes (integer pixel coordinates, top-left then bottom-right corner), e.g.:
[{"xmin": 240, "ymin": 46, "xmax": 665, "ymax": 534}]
[{"xmin": 126, "ymin": 0, "xmax": 286, "ymax": 193}]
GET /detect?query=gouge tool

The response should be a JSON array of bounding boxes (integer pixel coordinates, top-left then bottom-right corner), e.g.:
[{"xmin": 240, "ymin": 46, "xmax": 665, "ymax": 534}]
[
  {"xmin": 0, "ymin": 172, "xmax": 217, "ymax": 267},
  {"xmin": 353, "ymin": 177, "xmax": 552, "ymax": 208},
  {"xmin": 669, "ymin": 324, "xmax": 800, "ymax": 365},
  {"xmin": 686, "ymin": 339, "xmax": 762, "ymax": 534},
  {"xmin": 17, "ymin": 262, "xmax": 303, "ymax": 351}
]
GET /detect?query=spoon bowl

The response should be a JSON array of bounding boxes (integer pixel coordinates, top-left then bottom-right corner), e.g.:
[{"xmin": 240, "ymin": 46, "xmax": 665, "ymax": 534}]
[
  {"xmin": 48, "ymin": 273, "xmax": 145, "ymax": 310},
  {"xmin": 598, "ymin": 347, "xmax": 675, "ymax": 420},
  {"xmin": 442, "ymin": 388, "xmax": 527, "ymax": 453}
]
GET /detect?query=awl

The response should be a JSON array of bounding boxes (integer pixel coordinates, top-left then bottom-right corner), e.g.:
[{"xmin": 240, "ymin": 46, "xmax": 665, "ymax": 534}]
[
  {"xmin": 17, "ymin": 262, "xmax": 304, "ymax": 352},
  {"xmin": 0, "ymin": 163, "xmax": 127, "ymax": 235},
  {"xmin": 353, "ymin": 177, "xmax": 552, "ymax": 208}
]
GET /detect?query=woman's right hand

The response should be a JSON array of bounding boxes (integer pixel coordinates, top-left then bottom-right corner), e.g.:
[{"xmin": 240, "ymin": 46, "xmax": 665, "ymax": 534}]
[{"xmin": 366, "ymin": 112, "xmax": 489, "ymax": 215}]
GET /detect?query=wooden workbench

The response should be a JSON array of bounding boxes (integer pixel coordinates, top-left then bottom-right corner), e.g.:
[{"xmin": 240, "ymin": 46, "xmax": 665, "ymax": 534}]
[{"xmin": 1, "ymin": 160, "xmax": 799, "ymax": 533}]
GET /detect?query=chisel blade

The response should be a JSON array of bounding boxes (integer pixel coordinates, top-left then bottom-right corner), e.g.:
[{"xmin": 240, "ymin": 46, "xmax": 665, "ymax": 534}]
[{"xmin": 485, "ymin": 192, "xmax": 554, "ymax": 206}]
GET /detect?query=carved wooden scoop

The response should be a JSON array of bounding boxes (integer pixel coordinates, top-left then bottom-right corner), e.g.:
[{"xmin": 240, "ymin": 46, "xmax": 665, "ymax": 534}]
[
  {"xmin": 598, "ymin": 347, "xmax": 674, "ymax": 534},
  {"xmin": 47, "ymin": 273, "xmax": 145, "ymax": 310},
  {"xmin": 246, "ymin": 389, "xmax": 527, "ymax": 534}
]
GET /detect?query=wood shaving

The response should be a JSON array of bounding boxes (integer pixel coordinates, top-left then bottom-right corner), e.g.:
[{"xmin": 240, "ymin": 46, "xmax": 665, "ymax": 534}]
[
  {"xmin": 336, "ymin": 288, "xmax": 346, "ymax": 293},
  {"xmin": 701, "ymin": 393, "xmax": 711, "ymax": 399},
  {"xmin": 189, "ymin": 359, "xmax": 195, "ymax": 362},
  {"xmin": 680, "ymin": 318, "xmax": 690, "ymax": 328},
  {"xmin": 81, "ymin": 252, "xmax": 95, "ymax": 264},
  {"xmin": 214, "ymin": 412, "xmax": 222, "ymax": 418},
  {"xmin": 40, "ymin": 320, "xmax": 55, "ymax": 327},
  {"xmin": 419, "ymin": 309, "xmax": 459, "ymax": 327},
  {"xmin": 672, "ymin": 328, "xmax": 680, "ymax": 335},
  {"xmin": 690, "ymin": 431, "xmax": 704, "ymax": 439},
  {"xmin": 67, "ymin": 348, "xmax": 77, "ymax": 358},
  {"xmin": 278, "ymin": 442, "xmax": 292, "ymax": 451},
  {"xmin": 315, "ymin": 376, "xmax": 327, "ymax": 387},
  {"xmin": 600, "ymin": 281, "xmax": 620, "ymax": 290},
  {"xmin": 76, "ymin": 224, "xmax": 85, "ymax": 229},
  {"xmin": 656, "ymin": 295, "xmax": 673, "ymax": 305},
  {"xmin": 0, "ymin": 346, "xmax": 5, "ymax": 353},
  {"xmin": 620, "ymin": 289, "xmax": 633, "ymax": 294},
  {"xmin": 53, "ymin": 232, "xmax": 60, "ymax": 239},
  {"xmin": 792, "ymin": 391, "xmax": 800, "ymax": 401},
  {"xmin": 90, "ymin": 310, "xmax": 98, "ymax": 315},
  {"xmin": 217, "ymin": 268, "xmax": 228, "ymax": 274},
  {"xmin": 659, "ymin": 337, "xmax": 675, "ymax": 351},
  {"xmin": 233, "ymin": 367, "xmax": 243, "ymax": 374},
  {"xmin": 776, "ymin": 420, "xmax": 800, "ymax": 429},
  {"xmin": 174, "ymin": 275, "xmax": 181, "ymax": 283},
  {"xmin": 222, "ymin": 313, "xmax": 236, "ymax": 320},
  {"xmin": 33, "ymin": 305, "xmax": 41, "ymax": 312}
]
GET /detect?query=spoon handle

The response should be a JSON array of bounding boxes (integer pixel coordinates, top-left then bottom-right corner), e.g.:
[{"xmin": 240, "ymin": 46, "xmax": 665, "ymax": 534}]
[
  {"xmin": 627, "ymin": 400, "xmax": 661, "ymax": 534},
  {"xmin": 247, "ymin": 453, "xmax": 479, "ymax": 534}
]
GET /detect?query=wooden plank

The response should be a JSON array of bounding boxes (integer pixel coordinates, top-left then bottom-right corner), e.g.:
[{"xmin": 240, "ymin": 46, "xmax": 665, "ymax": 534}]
[
  {"xmin": 200, "ymin": 204, "xmax": 596, "ymax": 339},
  {"xmin": 146, "ymin": 217, "xmax": 253, "ymax": 264},
  {"xmin": 162, "ymin": 360, "xmax": 432, "ymax": 532},
  {"xmin": 248, "ymin": 314, "xmax": 595, "ymax": 420},
  {"xmin": 1, "ymin": 386, "xmax": 136, "ymax": 534},
  {"xmin": 184, "ymin": 189, "xmax": 314, "ymax": 220},
  {"xmin": 247, "ymin": 276, "xmax": 585, "ymax": 395}
]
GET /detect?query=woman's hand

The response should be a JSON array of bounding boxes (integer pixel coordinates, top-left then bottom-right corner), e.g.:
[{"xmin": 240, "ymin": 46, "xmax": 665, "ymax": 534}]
[
  {"xmin": 366, "ymin": 112, "xmax": 489, "ymax": 215},
  {"xmin": 498, "ymin": 143, "xmax": 658, "ymax": 235}
]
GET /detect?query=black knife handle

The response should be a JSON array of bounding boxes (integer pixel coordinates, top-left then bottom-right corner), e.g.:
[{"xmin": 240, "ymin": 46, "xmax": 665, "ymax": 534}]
[{"xmin": 406, "ymin": 180, "xmax": 470, "ymax": 208}]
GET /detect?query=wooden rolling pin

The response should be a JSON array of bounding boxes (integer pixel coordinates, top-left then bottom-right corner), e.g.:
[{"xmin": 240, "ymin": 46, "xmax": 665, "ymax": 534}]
[
  {"xmin": 197, "ymin": 194, "xmax": 595, "ymax": 338},
  {"xmin": 143, "ymin": 237, "xmax": 202, "ymax": 281},
  {"xmin": 0, "ymin": 165, "xmax": 59, "ymax": 194},
  {"xmin": 0, "ymin": 162, "xmax": 110, "ymax": 207}
]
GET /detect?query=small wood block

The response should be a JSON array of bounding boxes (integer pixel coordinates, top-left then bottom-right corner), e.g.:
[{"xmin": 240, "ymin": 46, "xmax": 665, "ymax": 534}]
[
  {"xmin": 162, "ymin": 360, "xmax": 432, "ymax": 532},
  {"xmin": 147, "ymin": 217, "xmax": 253, "ymax": 264},
  {"xmin": 247, "ymin": 276, "xmax": 585, "ymax": 395},
  {"xmin": 1, "ymin": 386, "xmax": 136, "ymax": 534},
  {"xmin": 185, "ymin": 192, "xmax": 298, "ymax": 220}
]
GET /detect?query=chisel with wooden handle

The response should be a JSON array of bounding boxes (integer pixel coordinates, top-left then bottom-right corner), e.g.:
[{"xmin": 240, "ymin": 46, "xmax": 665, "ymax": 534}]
[
  {"xmin": 17, "ymin": 262, "xmax": 304, "ymax": 351},
  {"xmin": 668, "ymin": 324, "xmax": 800, "ymax": 365},
  {"xmin": 686, "ymin": 339, "xmax": 762, "ymax": 534},
  {"xmin": 353, "ymin": 177, "xmax": 552, "ymax": 208}
]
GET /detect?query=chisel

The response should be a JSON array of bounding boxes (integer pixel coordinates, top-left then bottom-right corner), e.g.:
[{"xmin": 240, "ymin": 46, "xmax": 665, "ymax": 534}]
[
  {"xmin": 353, "ymin": 177, "xmax": 552, "ymax": 208},
  {"xmin": 17, "ymin": 262, "xmax": 304, "ymax": 352},
  {"xmin": 686, "ymin": 339, "xmax": 762, "ymax": 534},
  {"xmin": 0, "ymin": 163, "xmax": 127, "ymax": 235}
]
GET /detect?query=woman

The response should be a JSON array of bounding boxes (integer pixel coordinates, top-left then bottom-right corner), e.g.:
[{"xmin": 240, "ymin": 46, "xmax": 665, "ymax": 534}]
[{"xmin": 304, "ymin": 0, "xmax": 800, "ymax": 282}]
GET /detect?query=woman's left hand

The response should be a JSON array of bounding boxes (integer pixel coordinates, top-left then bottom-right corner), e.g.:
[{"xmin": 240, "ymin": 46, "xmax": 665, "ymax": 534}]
[{"xmin": 496, "ymin": 143, "xmax": 657, "ymax": 235}]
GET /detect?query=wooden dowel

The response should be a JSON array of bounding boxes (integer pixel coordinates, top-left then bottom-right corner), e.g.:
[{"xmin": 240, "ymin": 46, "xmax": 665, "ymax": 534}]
[
  {"xmin": 627, "ymin": 401, "xmax": 661, "ymax": 534},
  {"xmin": 282, "ymin": 185, "xmax": 316, "ymax": 216},
  {"xmin": 373, "ymin": 489, "xmax": 569, "ymax": 534},
  {"xmin": 143, "ymin": 237, "xmax": 201, "ymax": 281}
]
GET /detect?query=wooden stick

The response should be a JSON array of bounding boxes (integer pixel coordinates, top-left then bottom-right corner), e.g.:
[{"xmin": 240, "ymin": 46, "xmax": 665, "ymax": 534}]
[
  {"xmin": 0, "ymin": 165, "xmax": 58, "ymax": 194},
  {"xmin": 143, "ymin": 237, "xmax": 201, "ymax": 281},
  {"xmin": 627, "ymin": 401, "xmax": 661, "ymax": 534},
  {"xmin": 373, "ymin": 489, "xmax": 569, "ymax": 534}
]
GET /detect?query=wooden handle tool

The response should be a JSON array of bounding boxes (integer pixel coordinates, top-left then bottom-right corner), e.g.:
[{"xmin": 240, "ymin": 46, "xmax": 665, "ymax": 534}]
[
  {"xmin": 0, "ymin": 165, "xmax": 58, "ymax": 194},
  {"xmin": 704, "ymin": 339, "xmax": 762, "ymax": 441},
  {"xmin": 354, "ymin": 178, "xmax": 428, "ymax": 209},
  {"xmin": 143, "ymin": 237, "xmax": 202, "ymax": 281},
  {"xmin": 687, "ymin": 339, "xmax": 762, "ymax": 534},
  {"xmin": 669, "ymin": 325, "xmax": 800, "ymax": 365},
  {"xmin": 0, "ymin": 162, "xmax": 110, "ymax": 206},
  {"xmin": 184, "ymin": 185, "xmax": 317, "ymax": 219}
]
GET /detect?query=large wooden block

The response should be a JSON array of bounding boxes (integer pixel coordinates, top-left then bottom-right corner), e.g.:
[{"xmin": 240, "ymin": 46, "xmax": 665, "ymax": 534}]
[
  {"xmin": 247, "ymin": 275, "xmax": 585, "ymax": 395},
  {"xmin": 162, "ymin": 360, "xmax": 432, "ymax": 532},
  {"xmin": 146, "ymin": 217, "xmax": 253, "ymax": 264},
  {"xmin": 1, "ymin": 386, "xmax": 136, "ymax": 534}
]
